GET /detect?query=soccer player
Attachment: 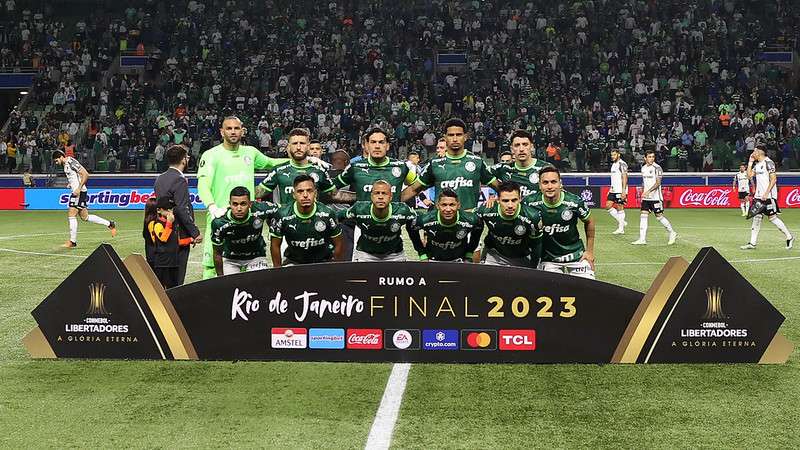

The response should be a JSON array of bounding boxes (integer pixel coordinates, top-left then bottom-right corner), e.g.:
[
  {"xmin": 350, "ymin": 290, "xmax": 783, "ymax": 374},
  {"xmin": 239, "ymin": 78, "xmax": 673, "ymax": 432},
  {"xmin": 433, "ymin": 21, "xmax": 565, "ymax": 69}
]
[
  {"xmin": 409, "ymin": 188, "xmax": 483, "ymax": 262},
  {"xmin": 741, "ymin": 147, "xmax": 794, "ymax": 250},
  {"xmin": 256, "ymin": 128, "xmax": 352, "ymax": 205},
  {"xmin": 607, "ymin": 148, "xmax": 628, "ymax": 234},
  {"xmin": 435, "ymin": 137, "xmax": 447, "ymax": 158},
  {"xmin": 492, "ymin": 129, "xmax": 553, "ymax": 199},
  {"xmin": 308, "ymin": 140, "xmax": 324, "ymax": 159},
  {"xmin": 476, "ymin": 180, "xmax": 543, "ymax": 266},
  {"xmin": 632, "ymin": 150, "xmax": 677, "ymax": 245},
  {"xmin": 528, "ymin": 166, "xmax": 596, "ymax": 279},
  {"xmin": 402, "ymin": 118, "xmax": 499, "ymax": 210},
  {"xmin": 197, "ymin": 116, "xmax": 290, "ymax": 279},
  {"xmin": 334, "ymin": 127, "xmax": 417, "ymax": 202},
  {"xmin": 733, "ymin": 162, "xmax": 751, "ymax": 217},
  {"xmin": 270, "ymin": 175, "xmax": 344, "ymax": 266},
  {"xmin": 338, "ymin": 180, "xmax": 416, "ymax": 261},
  {"xmin": 52, "ymin": 150, "xmax": 116, "ymax": 248},
  {"xmin": 498, "ymin": 151, "xmax": 513, "ymax": 164},
  {"xmin": 211, "ymin": 186, "xmax": 278, "ymax": 276}
]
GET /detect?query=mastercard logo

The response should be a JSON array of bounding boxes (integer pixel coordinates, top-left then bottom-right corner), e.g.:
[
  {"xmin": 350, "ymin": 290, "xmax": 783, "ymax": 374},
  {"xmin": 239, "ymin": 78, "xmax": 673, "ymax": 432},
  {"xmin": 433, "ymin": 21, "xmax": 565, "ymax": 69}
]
[{"xmin": 466, "ymin": 332, "xmax": 492, "ymax": 348}]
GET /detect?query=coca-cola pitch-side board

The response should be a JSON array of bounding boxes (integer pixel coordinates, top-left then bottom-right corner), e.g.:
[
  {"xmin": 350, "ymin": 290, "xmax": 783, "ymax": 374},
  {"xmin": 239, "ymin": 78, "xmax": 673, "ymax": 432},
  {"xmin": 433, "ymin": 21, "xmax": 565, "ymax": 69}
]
[{"xmin": 23, "ymin": 245, "xmax": 793, "ymax": 364}]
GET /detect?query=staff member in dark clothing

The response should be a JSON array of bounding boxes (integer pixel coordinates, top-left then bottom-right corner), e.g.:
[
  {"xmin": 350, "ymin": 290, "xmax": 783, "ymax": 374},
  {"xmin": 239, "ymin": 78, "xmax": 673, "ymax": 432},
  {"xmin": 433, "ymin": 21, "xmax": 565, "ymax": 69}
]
[
  {"xmin": 154, "ymin": 144, "xmax": 201, "ymax": 284},
  {"xmin": 147, "ymin": 198, "xmax": 182, "ymax": 288}
]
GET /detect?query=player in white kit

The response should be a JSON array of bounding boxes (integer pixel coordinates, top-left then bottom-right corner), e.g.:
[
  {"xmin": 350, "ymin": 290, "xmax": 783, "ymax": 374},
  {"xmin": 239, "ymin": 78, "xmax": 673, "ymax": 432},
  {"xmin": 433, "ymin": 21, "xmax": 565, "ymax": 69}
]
[
  {"xmin": 52, "ymin": 150, "xmax": 117, "ymax": 248},
  {"xmin": 607, "ymin": 148, "xmax": 628, "ymax": 234},
  {"xmin": 631, "ymin": 150, "xmax": 677, "ymax": 245},
  {"xmin": 741, "ymin": 147, "xmax": 794, "ymax": 250},
  {"xmin": 733, "ymin": 163, "xmax": 751, "ymax": 217}
]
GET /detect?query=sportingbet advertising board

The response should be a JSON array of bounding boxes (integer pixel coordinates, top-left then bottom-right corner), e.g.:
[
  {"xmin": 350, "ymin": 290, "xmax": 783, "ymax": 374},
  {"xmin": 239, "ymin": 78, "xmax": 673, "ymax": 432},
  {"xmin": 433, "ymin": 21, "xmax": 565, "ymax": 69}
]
[{"xmin": 24, "ymin": 245, "xmax": 793, "ymax": 364}]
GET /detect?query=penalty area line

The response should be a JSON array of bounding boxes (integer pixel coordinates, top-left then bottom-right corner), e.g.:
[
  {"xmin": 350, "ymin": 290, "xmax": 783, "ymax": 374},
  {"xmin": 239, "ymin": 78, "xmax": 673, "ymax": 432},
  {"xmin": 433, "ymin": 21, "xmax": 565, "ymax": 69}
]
[
  {"xmin": 598, "ymin": 255, "xmax": 800, "ymax": 266},
  {"xmin": 365, "ymin": 363, "xmax": 411, "ymax": 450},
  {"xmin": 0, "ymin": 247, "xmax": 85, "ymax": 258}
]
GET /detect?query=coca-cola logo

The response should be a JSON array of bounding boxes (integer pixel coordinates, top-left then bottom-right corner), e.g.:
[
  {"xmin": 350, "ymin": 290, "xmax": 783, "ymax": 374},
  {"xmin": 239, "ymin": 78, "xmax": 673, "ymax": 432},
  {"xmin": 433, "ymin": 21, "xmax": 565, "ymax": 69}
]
[
  {"xmin": 785, "ymin": 188, "xmax": 800, "ymax": 207},
  {"xmin": 346, "ymin": 329, "xmax": 383, "ymax": 349},
  {"xmin": 678, "ymin": 188, "xmax": 733, "ymax": 207}
]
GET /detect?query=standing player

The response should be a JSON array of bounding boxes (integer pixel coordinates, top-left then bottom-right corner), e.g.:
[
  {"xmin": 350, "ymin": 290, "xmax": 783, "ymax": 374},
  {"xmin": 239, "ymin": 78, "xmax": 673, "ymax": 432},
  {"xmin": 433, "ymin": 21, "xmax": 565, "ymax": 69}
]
[
  {"xmin": 528, "ymin": 167, "xmax": 595, "ymax": 279},
  {"xmin": 607, "ymin": 148, "xmax": 628, "ymax": 234},
  {"xmin": 409, "ymin": 188, "xmax": 483, "ymax": 262},
  {"xmin": 52, "ymin": 150, "xmax": 116, "ymax": 248},
  {"xmin": 733, "ymin": 163, "xmax": 751, "ymax": 217},
  {"xmin": 211, "ymin": 187, "xmax": 278, "ymax": 276},
  {"xmin": 741, "ymin": 147, "xmax": 794, "ymax": 249},
  {"xmin": 435, "ymin": 137, "xmax": 447, "ymax": 158},
  {"xmin": 197, "ymin": 116, "xmax": 290, "ymax": 279},
  {"xmin": 492, "ymin": 130, "xmax": 552, "ymax": 199},
  {"xmin": 402, "ymin": 118, "xmax": 499, "ymax": 210},
  {"xmin": 270, "ymin": 175, "xmax": 344, "ymax": 266},
  {"xmin": 476, "ymin": 181, "xmax": 543, "ymax": 266},
  {"xmin": 256, "ymin": 128, "xmax": 352, "ymax": 205},
  {"xmin": 632, "ymin": 150, "xmax": 677, "ymax": 245},
  {"xmin": 334, "ymin": 127, "xmax": 417, "ymax": 202},
  {"xmin": 338, "ymin": 180, "xmax": 416, "ymax": 261}
]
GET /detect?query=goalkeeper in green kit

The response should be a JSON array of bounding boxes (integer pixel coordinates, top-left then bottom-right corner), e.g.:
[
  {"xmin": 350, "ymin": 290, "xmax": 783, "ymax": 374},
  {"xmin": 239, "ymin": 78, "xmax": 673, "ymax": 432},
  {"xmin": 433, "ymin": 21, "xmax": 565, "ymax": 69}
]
[{"xmin": 197, "ymin": 116, "xmax": 291, "ymax": 279}]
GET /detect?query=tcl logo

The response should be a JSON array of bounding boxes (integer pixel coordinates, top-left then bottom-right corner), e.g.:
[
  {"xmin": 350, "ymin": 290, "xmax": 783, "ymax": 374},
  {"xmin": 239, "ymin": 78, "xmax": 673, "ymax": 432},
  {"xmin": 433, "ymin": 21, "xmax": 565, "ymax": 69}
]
[
  {"xmin": 677, "ymin": 188, "xmax": 733, "ymax": 207},
  {"xmin": 498, "ymin": 330, "xmax": 536, "ymax": 351},
  {"xmin": 346, "ymin": 329, "xmax": 383, "ymax": 349}
]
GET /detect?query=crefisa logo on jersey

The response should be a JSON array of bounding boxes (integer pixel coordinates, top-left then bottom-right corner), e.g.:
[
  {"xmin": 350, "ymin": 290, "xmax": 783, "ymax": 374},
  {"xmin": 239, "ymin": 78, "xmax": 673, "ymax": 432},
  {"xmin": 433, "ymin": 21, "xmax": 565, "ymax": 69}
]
[
  {"xmin": 674, "ymin": 287, "xmax": 753, "ymax": 349},
  {"xmin": 60, "ymin": 282, "xmax": 136, "ymax": 344}
]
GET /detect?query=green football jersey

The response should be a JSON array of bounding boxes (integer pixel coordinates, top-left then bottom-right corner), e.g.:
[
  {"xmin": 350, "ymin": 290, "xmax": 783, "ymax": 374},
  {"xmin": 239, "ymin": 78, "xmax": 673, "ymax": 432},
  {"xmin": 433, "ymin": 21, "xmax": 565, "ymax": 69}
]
[
  {"xmin": 210, "ymin": 201, "xmax": 278, "ymax": 259},
  {"xmin": 418, "ymin": 151, "xmax": 496, "ymax": 210},
  {"xmin": 410, "ymin": 209, "xmax": 483, "ymax": 261},
  {"xmin": 270, "ymin": 202, "xmax": 342, "ymax": 264},
  {"xmin": 258, "ymin": 161, "xmax": 335, "ymax": 205},
  {"xmin": 339, "ymin": 201, "xmax": 416, "ymax": 255},
  {"xmin": 526, "ymin": 191, "xmax": 591, "ymax": 263},
  {"xmin": 334, "ymin": 156, "xmax": 417, "ymax": 202},
  {"xmin": 492, "ymin": 159, "xmax": 553, "ymax": 197},
  {"xmin": 476, "ymin": 203, "xmax": 543, "ymax": 259}
]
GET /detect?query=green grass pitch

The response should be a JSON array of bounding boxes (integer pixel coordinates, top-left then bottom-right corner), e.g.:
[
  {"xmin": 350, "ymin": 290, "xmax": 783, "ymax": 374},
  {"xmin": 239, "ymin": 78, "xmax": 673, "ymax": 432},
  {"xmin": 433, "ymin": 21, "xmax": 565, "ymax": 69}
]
[{"xmin": 0, "ymin": 209, "xmax": 797, "ymax": 448}]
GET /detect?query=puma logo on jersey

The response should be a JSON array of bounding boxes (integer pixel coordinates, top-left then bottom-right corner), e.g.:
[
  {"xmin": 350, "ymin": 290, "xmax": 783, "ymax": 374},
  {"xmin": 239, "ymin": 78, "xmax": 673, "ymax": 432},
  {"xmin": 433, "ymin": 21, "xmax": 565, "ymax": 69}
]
[{"xmin": 439, "ymin": 177, "xmax": 474, "ymax": 189}]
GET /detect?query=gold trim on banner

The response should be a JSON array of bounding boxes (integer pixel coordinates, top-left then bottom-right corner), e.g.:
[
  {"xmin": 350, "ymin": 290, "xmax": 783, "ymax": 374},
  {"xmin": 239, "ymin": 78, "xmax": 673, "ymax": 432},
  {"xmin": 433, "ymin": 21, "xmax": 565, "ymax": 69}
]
[
  {"xmin": 611, "ymin": 257, "xmax": 689, "ymax": 363},
  {"xmin": 123, "ymin": 255, "xmax": 198, "ymax": 360},
  {"xmin": 22, "ymin": 327, "xmax": 56, "ymax": 359},
  {"xmin": 758, "ymin": 332, "xmax": 794, "ymax": 364}
]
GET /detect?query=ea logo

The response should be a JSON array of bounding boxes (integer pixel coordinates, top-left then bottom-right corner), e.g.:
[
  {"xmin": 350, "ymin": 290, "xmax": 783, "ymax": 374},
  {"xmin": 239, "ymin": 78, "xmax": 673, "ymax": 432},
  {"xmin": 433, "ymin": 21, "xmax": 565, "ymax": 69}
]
[
  {"xmin": 392, "ymin": 330, "xmax": 412, "ymax": 349},
  {"xmin": 561, "ymin": 210, "xmax": 573, "ymax": 221},
  {"xmin": 314, "ymin": 221, "xmax": 326, "ymax": 232},
  {"xmin": 464, "ymin": 161, "xmax": 476, "ymax": 172}
]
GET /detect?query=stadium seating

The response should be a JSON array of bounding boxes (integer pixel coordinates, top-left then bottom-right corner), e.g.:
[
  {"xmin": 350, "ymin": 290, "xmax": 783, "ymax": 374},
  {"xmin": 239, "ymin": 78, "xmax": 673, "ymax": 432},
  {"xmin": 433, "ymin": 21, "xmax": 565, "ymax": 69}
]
[{"xmin": 1, "ymin": 0, "xmax": 799, "ymax": 173}]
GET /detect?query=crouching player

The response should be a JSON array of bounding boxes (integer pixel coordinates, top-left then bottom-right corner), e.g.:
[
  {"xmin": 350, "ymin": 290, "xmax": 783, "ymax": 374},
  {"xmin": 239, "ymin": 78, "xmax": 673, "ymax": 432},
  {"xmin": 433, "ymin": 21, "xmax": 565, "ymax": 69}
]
[
  {"xmin": 527, "ymin": 166, "xmax": 596, "ymax": 279},
  {"xmin": 476, "ymin": 181, "xmax": 543, "ymax": 267},
  {"xmin": 409, "ymin": 188, "xmax": 483, "ymax": 262},
  {"xmin": 211, "ymin": 186, "xmax": 278, "ymax": 276}
]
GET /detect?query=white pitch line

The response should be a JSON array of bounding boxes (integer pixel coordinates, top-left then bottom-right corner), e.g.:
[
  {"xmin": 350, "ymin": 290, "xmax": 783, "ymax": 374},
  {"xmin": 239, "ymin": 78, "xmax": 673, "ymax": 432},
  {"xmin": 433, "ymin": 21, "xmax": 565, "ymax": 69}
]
[
  {"xmin": 597, "ymin": 255, "xmax": 800, "ymax": 266},
  {"xmin": 0, "ymin": 247, "xmax": 85, "ymax": 258},
  {"xmin": 365, "ymin": 363, "xmax": 411, "ymax": 450},
  {"xmin": 0, "ymin": 230, "xmax": 111, "ymax": 241}
]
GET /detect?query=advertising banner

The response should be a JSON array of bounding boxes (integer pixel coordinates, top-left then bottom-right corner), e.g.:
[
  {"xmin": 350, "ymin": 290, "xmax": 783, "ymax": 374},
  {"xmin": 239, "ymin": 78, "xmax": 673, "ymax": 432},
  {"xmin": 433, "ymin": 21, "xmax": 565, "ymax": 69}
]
[
  {"xmin": 23, "ymin": 245, "xmax": 793, "ymax": 364},
  {"xmin": 20, "ymin": 188, "xmax": 206, "ymax": 210},
  {"xmin": 778, "ymin": 187, "xmax": 800, "ymax": 209},
  {"xmin": 600, "ymin": 186, "xmax": 800, "ymax": 209}
]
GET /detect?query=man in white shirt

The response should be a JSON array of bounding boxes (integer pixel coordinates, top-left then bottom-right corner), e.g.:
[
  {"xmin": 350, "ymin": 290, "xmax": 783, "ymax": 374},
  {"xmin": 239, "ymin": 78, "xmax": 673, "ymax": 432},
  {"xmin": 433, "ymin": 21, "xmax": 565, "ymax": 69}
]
[
  {"xmin": 52, "ymin": 150, "xmax": 117, "ymax": 248},
  {"xmin": 607, "ymin": 149, "xmax": 628, "ymax": 234},
  {"xmin": 732, "ymin": 163, "xmax": 751, "ymax": 217},
  {"xmin": 632, "ymin": 150, "xmax": 677, "ymax": 245},
  {"xmin": 741, "ymin": 147, "xmax": 794, "ymax": 250}
]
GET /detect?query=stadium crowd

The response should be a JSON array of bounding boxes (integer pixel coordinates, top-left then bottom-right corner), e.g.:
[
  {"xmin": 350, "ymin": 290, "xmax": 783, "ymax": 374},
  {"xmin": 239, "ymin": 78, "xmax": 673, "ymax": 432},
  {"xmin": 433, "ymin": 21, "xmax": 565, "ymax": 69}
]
[{"xmin": 1, "ymin": 0, "xmax": 799, "ymax": 175}]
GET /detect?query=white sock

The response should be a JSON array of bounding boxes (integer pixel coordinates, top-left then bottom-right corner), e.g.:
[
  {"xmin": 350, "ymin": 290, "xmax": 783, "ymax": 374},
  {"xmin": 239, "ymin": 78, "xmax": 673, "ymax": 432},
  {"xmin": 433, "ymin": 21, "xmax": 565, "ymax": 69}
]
[
  {"xmin": 769, "ymin": 216, "xmax": 792, "ymax": 240},
  {"xmin": 68, "ymin": 217, "xmax": 78, "ymax": 243},
  {"xmin": 618, "ymin": 209, "xmax": 626, "ymax": 225},
  {"xmin": 740, "ymin": 203, "xmax": 747, "ymax": 214},
  {"xmin": 657, "ymin": 215, "xmax": 674, "ymax": 233},
  {"xmin": 87, "ymin": 214, "xmax": 110, "ymax": 227},
  {"xmin": 750, "ymin": 215, "xmax": 762, "ymax": 245},
  {"xmin": 745, "ymin": 200, "xmax": 750, "ymax": 211},
  {"xmin": 639, "ymin": 214, "xmax": 648, "ymax": 241},
  {"xmin": 608, "ymin": 208, "xmax": 622, "ymax": 228}
]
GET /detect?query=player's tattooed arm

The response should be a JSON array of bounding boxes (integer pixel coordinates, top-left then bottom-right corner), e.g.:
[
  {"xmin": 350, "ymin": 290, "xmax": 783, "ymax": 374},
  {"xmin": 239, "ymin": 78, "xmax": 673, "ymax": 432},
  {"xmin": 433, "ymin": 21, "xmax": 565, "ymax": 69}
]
[
  {"xmin": 270, "ymin": 237, "xmax": 283, "ymax": 268},
  {"xmin": 331, "ymin": 234, "xmax": 344, "ymax": 261},
  {"xmin": 407, "ymin": 224, "xmax": 427, "ymax": 260},
  {"xmin": 324, "ymin": 188, "xmax": 356, "ymax": 204},
  {"xmin": 400, "ymin": 180, "xmax": 426, "ymax": 202},
  {"xmin": 213, "ymin": 246, "xmax": 224, "ymax": 276}
]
